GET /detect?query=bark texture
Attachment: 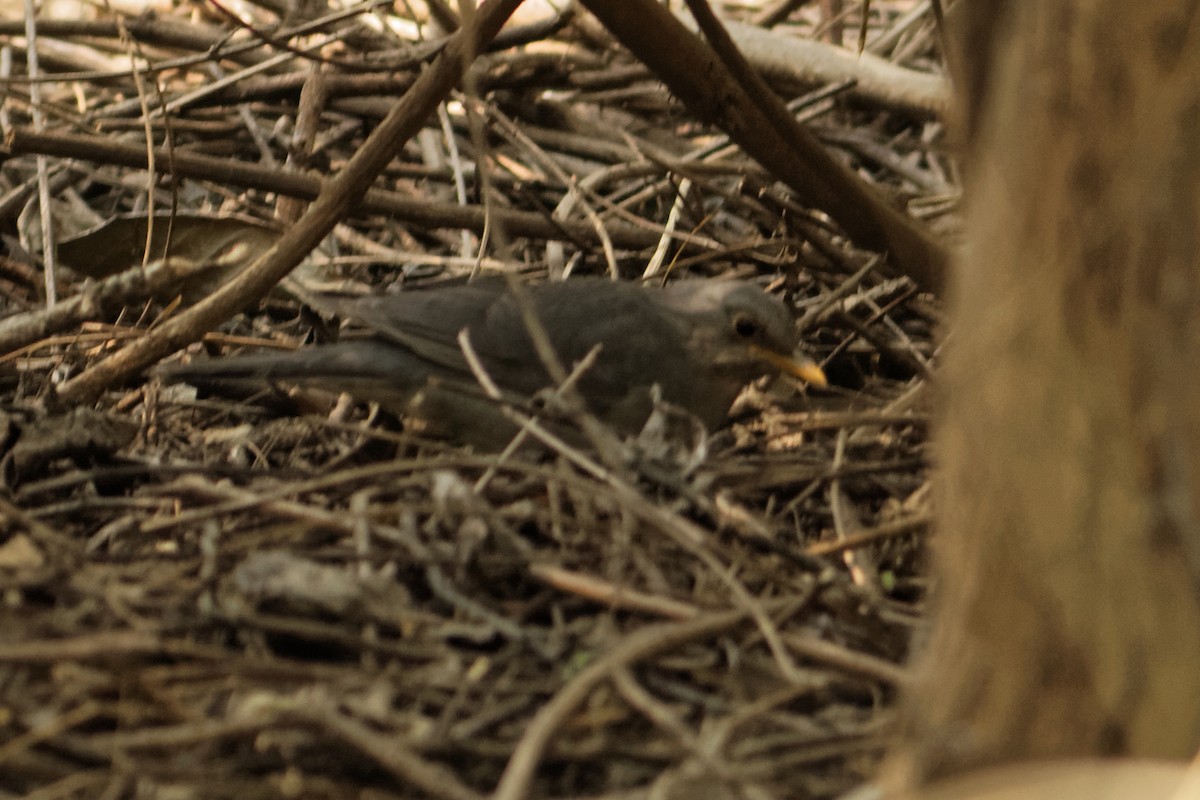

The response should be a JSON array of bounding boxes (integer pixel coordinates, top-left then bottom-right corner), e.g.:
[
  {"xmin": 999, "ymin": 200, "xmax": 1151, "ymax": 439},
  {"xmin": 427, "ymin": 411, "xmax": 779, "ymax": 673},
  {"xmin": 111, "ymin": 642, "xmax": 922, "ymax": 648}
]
[{"xmin": 892, "ymin": 1, "xmax": 1200, "ymax": 786}]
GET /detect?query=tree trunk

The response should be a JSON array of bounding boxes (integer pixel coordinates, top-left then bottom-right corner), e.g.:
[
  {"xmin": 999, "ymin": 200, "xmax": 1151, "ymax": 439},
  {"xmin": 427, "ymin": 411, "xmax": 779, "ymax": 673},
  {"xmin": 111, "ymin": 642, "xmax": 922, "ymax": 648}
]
[{"xmin": 890, "ymin": 1, "xmax": 1200, "ymax": 787}]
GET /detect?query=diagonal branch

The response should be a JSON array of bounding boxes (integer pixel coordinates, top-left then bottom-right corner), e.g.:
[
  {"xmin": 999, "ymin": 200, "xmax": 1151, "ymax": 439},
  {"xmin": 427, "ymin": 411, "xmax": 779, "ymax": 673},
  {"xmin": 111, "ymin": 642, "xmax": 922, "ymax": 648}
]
[
  {"xmin": 579, "ymin": 0, "xmax": 949, "ymax": 291},
  {"xmin": 54, "ymin": 0, "xmax": 524, "ymax": 406}
]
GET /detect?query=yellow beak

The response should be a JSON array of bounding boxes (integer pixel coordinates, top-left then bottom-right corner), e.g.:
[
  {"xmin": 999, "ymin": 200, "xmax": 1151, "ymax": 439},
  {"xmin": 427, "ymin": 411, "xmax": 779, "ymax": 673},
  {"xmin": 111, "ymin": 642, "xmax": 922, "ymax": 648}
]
[{"xmin": 749, "ymin": 345, "xmax": 828, "ymax": 388}]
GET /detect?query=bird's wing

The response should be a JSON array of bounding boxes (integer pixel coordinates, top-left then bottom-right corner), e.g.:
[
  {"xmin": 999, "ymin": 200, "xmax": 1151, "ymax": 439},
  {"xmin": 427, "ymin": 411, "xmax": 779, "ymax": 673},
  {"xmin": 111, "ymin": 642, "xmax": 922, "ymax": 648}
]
[
  {"xmin": 323, "ymin": 278, "xmax": 512, "ymax": 376},
  {"xmin": 325, "ymin": 278, "xmax": 697, "ymax": 402},
  {"xmin": 324, "ymin": 279, "xmax": 644, "ymax": 393}
]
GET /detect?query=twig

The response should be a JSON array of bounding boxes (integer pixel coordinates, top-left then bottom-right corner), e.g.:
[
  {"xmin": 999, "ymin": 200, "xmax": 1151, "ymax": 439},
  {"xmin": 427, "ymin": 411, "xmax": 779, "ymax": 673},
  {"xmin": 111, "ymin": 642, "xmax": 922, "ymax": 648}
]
[
  {"xmin": 0, "ymin": 256, "xmax": 225, "ymax": 356},
  {"xmin": 22, "ymin": 4, "xmax": 56, "ymax": 305},
  {"xmin": 528, "ymin": 563, "xmax": 701, "ymax": 620},
  {"xmin": 6, "ymin": 128, "xmax": 668, "ymax": 250}
]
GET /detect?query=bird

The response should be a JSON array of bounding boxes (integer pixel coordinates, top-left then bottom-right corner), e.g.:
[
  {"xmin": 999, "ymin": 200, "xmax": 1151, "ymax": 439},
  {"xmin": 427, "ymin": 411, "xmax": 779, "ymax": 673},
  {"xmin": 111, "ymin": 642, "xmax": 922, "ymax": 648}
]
[{"xmin": 159, "ymin": 276, "xmax": 826, "ymax": 447}]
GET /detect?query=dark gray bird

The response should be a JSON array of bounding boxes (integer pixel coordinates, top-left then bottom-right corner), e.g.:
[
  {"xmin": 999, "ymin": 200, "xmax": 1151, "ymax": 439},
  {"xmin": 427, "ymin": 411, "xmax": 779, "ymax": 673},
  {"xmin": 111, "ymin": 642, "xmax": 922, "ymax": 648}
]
[{"xmin": 160, "ymin": 277, "xmax": 826, "ymax": 446}]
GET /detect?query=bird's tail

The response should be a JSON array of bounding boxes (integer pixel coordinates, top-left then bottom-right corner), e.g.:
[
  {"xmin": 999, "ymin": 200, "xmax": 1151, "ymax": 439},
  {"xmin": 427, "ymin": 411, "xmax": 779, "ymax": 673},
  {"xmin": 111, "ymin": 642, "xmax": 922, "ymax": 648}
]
[{"xmin": 157, "ymin": 342, "xmax": 419, "ymax": 387}]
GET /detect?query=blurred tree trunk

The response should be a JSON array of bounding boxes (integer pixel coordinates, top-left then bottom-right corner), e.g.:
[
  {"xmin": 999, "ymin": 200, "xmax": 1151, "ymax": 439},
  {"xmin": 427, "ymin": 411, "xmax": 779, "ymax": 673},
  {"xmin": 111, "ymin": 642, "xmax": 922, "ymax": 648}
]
[{"xmin": 890, "ymin": 0, "xmax": 1200, "ymax": 787}]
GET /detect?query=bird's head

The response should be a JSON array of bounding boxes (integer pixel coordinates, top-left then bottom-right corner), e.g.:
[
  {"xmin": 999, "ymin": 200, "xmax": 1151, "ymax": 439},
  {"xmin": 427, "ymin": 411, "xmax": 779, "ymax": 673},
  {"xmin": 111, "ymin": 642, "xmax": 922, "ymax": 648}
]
[{"xmin": 663, "ymin": 280, "xmax": 828, "ymax": 388}]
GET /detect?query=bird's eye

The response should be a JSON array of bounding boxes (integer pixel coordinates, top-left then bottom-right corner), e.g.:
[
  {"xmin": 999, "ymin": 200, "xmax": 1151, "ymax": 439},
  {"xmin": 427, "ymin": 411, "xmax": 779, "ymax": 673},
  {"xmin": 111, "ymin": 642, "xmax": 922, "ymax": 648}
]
[{"xmin": 732, "ymin": 314, "xmax": 760, "ymax": 339}]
